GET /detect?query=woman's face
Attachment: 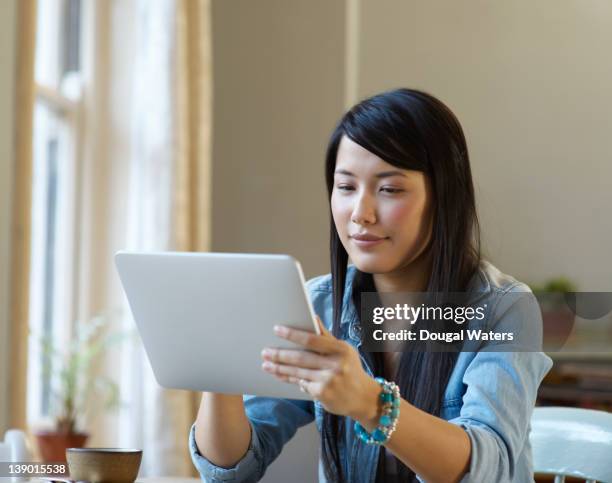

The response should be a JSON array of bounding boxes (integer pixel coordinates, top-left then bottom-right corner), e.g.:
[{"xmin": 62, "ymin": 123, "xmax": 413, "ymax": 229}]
[{"xmin": 331, "ymin": 135, "xmax": 434, "ymax": 275}]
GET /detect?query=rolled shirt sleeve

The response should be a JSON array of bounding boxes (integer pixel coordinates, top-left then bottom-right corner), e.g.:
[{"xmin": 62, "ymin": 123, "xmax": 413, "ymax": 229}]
[
  {"xmin": 189, "ymin": 395, "xmax": 314, "ymax": 482},
  {"xmin": 449, "ymin": 285, "xmax": 553, "ymax": 482},
  {"xmin": 189, "ymin": 420, "xmax": 262, "ymax": 483},
  {"xmin": 451, "ymin": 351, "xmax": 552, "ymax": 482}
]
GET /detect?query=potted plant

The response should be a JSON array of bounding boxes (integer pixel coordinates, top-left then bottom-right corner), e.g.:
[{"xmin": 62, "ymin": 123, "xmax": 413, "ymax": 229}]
[
  {"xmin": 33, "ymin": 313, "xmax": 124, "ymax": 462},
  {"xmin": 531, "ymin": 277, "xmax": 578, "ymax": 351}
]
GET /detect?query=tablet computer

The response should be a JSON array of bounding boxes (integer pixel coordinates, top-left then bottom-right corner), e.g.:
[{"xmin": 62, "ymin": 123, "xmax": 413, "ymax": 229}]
[{"xmin": 115, "ymin": 251, "xmax": 319, "ymax": 400}]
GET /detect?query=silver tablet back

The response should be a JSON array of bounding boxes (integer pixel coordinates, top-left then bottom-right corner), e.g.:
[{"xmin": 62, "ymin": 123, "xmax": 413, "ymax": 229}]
[{"xmin": 115, "ymin": 251, "xmax": 317, "ymax": 400}]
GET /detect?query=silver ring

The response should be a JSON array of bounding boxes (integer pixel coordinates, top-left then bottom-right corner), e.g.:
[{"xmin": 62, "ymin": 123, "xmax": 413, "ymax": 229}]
[{"xmin": 298, "ymin": 379, "xmax": 308, "ymax": 392}]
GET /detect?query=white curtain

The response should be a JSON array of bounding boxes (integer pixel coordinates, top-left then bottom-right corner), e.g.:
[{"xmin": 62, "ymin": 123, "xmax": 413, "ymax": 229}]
[{"xmin": 88, "ymin": 0, "xmax": 212, "ymax": 477}]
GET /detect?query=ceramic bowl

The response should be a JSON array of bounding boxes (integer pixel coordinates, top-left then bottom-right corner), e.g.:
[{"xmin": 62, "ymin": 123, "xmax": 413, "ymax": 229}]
[{"xmin": 66, "ymin": 448, "xmax": 142, "ymax": 483}]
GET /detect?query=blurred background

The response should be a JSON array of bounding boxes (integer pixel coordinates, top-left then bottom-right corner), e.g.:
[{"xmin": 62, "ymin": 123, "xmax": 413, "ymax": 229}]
[{"xmin": 1, "ymin": 0, "xmax": 611, "ymax": 480}]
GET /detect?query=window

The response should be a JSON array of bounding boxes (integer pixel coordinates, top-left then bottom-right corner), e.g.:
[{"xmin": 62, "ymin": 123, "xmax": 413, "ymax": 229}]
[{"xmin": 27, "ymin": 0, "xmax": 86, "ymax": 426}]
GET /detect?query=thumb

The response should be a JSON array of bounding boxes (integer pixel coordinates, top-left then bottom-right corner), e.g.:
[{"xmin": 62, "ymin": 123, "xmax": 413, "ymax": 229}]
[{"xmin": 315, "ymin": 316, "xmax": 332, "ymax": 337}]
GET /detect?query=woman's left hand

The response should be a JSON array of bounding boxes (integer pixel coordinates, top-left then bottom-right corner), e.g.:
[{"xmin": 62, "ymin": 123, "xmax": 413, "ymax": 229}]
[{"xmin": 261, "ymin": 317, "xmax": 380, "ymax": 422}]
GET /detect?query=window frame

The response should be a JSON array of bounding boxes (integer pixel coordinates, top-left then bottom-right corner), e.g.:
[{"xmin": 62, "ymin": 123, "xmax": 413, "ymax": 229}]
[{"xmin": 26, "ymin": 0, "xmax": 90, "ymax": 429}]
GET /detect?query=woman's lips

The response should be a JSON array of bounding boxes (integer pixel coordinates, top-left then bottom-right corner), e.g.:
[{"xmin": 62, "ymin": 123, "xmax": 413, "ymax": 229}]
[{"xmin": 350, "ymin": 236, "xmax": 389, "ymax": 248}]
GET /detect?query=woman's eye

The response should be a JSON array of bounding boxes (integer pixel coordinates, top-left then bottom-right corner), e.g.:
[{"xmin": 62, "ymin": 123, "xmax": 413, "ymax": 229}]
[
  {"xmin": 380, "ymin": 187, "xmax": 403, "ymax": 194},
  {"xmin": 336, "ymin": 185, "xmax": 355, "ymax": 191}
]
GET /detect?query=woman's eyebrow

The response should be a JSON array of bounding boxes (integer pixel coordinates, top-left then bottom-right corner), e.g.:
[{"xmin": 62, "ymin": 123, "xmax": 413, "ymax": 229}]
[{"xmin": 334, "ymin": 169, "xmax": 407, "ymax": 178}]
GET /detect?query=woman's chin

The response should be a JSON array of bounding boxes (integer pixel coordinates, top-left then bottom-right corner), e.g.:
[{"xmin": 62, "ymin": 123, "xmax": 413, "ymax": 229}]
[{"xmin": 351, "ymin": 256, "xmax": 396, "ymax": 275}]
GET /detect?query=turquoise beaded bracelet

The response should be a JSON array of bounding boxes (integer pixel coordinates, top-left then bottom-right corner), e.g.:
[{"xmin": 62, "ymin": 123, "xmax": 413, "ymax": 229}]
[{"xmin": 354, "ymin": 377, "xmax": 401, "ymax": 445}]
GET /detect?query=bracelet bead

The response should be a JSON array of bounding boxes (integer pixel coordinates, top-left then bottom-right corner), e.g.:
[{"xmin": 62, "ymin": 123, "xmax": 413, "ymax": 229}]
[{"xmin": 354, "ymin": 377, "xmax": 401, "ymax": 445}]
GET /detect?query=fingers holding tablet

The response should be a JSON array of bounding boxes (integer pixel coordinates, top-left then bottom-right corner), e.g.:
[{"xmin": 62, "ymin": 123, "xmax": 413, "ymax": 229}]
[{"xmin": 272, "ymin": 321, "xmax": 342, "ymax": 355}]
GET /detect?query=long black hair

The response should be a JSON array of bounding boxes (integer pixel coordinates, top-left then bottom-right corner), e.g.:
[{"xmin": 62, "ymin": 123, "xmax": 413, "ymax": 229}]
[{"xmin": 322, "ymin": 88, "xmax": 481, "ymax": 482}]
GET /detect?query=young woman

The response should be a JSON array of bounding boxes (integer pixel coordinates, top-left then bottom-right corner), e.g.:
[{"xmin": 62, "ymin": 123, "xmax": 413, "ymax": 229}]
[{"xmin": 189, "ymin": 89, "xmax": 552, "ymax": 482}]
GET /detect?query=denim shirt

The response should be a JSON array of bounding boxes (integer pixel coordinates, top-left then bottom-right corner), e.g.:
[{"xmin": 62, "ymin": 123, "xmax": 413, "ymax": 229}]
[{"xmin": 189, "ymin": 260, "xmax": 553, "ymax": 482}]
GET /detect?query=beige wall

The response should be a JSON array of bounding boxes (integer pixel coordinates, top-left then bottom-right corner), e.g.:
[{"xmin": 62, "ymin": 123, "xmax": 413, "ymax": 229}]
[
  {"xmin": 0, "ymin": 0, "xmax": 17, "ymax": 434},
  {"xmin": 357, "ymin": 0, "xmax": 612, "ymax": 290},
  {"xmin": 211, "ymin": 0, "xmax": 346, "ymax": 280}
]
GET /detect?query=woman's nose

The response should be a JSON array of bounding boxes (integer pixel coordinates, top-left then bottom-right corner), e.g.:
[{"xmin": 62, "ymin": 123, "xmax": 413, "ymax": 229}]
[{"xmin": 351, "ymin": 193, "xmax": 377, "ymax": 225}]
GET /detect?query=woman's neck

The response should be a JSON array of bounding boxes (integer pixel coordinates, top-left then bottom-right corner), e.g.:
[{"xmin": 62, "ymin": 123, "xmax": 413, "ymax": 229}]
[{"xmin": 373, "ymin": 248, "xmax": 433, "ymax": 294}]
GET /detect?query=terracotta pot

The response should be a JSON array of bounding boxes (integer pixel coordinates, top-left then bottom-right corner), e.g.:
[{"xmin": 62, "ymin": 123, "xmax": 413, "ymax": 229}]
[{"xmin": 35, "ymin": 430, "xmax": 89, "ymax": 462}]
